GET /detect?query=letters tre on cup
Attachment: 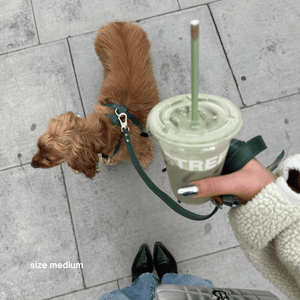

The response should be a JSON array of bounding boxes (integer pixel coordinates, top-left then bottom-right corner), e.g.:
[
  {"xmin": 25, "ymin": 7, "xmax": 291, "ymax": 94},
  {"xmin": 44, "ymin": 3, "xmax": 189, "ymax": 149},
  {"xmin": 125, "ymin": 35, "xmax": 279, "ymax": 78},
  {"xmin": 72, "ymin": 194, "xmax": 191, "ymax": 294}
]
[{"xmin": 164, "ymin": 149, "xmax": 228, "ymax": 171}]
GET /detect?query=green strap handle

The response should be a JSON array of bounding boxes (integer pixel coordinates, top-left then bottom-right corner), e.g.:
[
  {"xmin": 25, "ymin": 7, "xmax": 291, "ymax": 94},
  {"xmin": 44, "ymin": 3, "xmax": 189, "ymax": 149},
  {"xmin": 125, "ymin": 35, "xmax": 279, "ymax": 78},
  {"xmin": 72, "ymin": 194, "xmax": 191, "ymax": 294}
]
[{"xmin": 222, "ymin": 137, "xmax": 266, "ymax": 175}]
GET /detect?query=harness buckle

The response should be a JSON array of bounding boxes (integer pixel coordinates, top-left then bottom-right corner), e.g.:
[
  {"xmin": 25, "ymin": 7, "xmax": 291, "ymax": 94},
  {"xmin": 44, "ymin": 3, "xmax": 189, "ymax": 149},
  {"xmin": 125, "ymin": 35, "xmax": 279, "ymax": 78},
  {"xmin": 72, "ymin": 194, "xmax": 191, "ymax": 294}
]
[{"xmin": 115, "ymin": 108, "xmax": 129, "ymax": 132}]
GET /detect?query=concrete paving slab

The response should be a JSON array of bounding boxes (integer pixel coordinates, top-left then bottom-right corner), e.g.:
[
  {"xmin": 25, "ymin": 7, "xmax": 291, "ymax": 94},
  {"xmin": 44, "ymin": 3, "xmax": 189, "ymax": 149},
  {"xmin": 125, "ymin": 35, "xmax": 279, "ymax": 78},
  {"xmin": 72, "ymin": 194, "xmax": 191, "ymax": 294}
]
[
  {"xmin": 50, "ymin": 282, "xmax": 119, "ymax": 300},
  {"xmin": 178, "ymin": 247, "xmax": 289, "ymax": 300},
  {"xmin": 236, "ymin": 93, "xmax": 300, "ymax": 166},
  {"xmin": 68, "ymin": 5, "xmax": 242, "ymax": 117},
  {"xmin": 140, "ymin": 6, "xmax": 242, "ymax": 106},
  {"xmin": 0, "ymin": 0, "xmax": 38, "ymax": 55},
  {"xmin": 31, "ymin": 0, "xmax": 179, "ymax": 43},
  {"xmin": 0, "ymin": 166, "xmax": 82, "ymax": 299},
  {"xmin": 210, "ymin": 0, "xmax": 300, "ymax": 105},
  {"xmin": 62, "ymin": 142, "xmax": 238, "ymax": 288},
  {"xmin": 68, "ymin": 32, "xmax": 102, "ymax": 114},
  {"xmin": 179, "ymin": 0, "xmax": 218, "ymax": 8},
  {"xmin": 0, "ymin": 40, "xmax": 82, "ymax": 170}
]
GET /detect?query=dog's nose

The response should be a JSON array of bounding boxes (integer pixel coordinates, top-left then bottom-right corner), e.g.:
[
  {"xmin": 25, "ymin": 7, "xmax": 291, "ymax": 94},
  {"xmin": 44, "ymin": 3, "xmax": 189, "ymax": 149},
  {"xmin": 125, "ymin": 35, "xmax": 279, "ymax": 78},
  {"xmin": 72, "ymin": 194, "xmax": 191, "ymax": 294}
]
[{"xmin": 31, "ymin": 163, "xmax": 40, "ymax": 168}]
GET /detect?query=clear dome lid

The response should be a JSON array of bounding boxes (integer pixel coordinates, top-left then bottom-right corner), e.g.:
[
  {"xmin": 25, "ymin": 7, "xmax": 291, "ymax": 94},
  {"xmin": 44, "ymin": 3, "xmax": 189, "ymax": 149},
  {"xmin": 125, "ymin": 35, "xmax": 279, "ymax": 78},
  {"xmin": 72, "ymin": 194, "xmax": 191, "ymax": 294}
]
[{"xmin": 146, "ymin": 94, "xmax": 243, "ymax": 148}]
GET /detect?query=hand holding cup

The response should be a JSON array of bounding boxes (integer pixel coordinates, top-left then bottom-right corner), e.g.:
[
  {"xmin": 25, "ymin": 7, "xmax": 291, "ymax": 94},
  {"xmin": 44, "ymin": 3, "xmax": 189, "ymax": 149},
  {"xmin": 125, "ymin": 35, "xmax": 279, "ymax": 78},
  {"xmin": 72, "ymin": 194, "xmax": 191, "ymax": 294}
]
[{"xmin": 177, "ymin": 158, "xmax": 278, "ymax": 205}]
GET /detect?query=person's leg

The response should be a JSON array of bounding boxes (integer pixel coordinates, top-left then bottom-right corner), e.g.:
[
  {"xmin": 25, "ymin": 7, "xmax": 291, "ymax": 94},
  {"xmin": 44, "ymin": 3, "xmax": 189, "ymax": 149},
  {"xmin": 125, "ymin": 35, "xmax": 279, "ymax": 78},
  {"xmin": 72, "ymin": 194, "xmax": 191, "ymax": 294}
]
[
  {"xmin": 121, "ymin": 273, "xmax": 160, "ymax": 300},
  {"xmin": 161, "ymin": 273, "xmax": 214, "ymax": 287},
  {"xmin": 98, "ymin": 289, "xmax": 129, "ymax": 300},
  {"xmin": 153, "ymin": 242, "xmax": 214, "ymax": 288},
  {"xmin": 98, "ymin": 273, "xmax": 160, "ymax": 300}
]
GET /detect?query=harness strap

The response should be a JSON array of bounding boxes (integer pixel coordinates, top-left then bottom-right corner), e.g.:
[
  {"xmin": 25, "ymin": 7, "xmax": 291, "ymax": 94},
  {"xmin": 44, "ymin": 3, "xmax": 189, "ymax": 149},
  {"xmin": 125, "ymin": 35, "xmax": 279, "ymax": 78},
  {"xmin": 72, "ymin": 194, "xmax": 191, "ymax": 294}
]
[
  {"xmin": 102, "ymin": 141, "xmax": 121, "ymax": 160},
  {"xmin": 104, "ymin": 103, "xmax": 145, "ymax": 131},
  {"xmin": 102, "ymin": 103, "xmax": 148, "ymax": 159}
]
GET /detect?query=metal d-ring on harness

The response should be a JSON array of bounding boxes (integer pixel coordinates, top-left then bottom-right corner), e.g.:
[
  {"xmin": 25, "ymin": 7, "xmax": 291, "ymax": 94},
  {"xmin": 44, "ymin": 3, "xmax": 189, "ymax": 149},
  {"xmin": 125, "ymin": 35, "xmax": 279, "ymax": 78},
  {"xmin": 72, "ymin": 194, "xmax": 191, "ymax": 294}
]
[
  {"xmin": 105, "ymin": 104, "xmax": 285, "ymax": 221},
  {"xmin": 102, "ymin": 103, "xmax": 148, "ymax": 161}
]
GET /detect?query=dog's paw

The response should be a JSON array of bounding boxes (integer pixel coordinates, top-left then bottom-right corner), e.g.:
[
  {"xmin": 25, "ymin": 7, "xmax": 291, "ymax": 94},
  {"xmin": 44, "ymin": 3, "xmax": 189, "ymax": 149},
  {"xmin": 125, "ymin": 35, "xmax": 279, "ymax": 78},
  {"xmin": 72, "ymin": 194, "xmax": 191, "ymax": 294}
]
[
  {"xmin": 101, "ymin": 156, "xmax": 109, "ymax": 164},
  {"xmin": 101, "ymin": 156, "xmax": 119, "ymax": 166},
  {"xmin": 139, "ymin": 158, "xmax": 153, "ymax": 169},
  {"xmin": 71, "ymin": 168, "xmax": 80, "ymax": 174},
  {"xmin": 107, "ymin": 157, "xmax": 120, "ymax": 165}
]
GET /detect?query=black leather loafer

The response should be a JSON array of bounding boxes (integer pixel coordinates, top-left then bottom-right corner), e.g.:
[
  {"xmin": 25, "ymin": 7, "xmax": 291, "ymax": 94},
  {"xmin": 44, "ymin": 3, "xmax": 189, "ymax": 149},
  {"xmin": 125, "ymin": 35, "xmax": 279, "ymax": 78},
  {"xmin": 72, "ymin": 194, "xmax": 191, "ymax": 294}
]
[
  {"xmin": 154, "ymin": 242, "xmax": 178, "ymax": 280},
  {"xmin": 131, "ymin": 244, "xmax": 153, "ymax": 283}
]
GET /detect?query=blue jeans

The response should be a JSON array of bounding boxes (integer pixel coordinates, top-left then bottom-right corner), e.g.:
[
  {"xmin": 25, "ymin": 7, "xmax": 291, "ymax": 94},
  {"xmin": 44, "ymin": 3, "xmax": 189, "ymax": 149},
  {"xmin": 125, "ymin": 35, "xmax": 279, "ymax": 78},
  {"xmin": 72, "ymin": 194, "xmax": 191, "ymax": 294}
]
[{"xmin": 98, "ymin": 273, "xmax": 214, "ymax": 300}]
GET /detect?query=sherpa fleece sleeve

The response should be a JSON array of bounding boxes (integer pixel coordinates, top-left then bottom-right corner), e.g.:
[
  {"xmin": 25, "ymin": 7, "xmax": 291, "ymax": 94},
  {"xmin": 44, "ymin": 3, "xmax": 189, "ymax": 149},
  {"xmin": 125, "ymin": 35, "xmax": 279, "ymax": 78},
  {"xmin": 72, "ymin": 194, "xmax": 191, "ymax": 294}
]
[{"xmin": 228, "ymin": 154, "xmax": 300, "ymax": 300}]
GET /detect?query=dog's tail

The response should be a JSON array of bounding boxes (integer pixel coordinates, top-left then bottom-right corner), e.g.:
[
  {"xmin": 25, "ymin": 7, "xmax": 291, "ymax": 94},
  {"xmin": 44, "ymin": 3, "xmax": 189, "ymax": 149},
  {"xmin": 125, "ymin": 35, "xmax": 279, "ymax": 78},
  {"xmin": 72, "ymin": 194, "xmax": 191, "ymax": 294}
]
[{"xmin": 94, "ymin": 21, "xmax": 151, "ymax": 79}]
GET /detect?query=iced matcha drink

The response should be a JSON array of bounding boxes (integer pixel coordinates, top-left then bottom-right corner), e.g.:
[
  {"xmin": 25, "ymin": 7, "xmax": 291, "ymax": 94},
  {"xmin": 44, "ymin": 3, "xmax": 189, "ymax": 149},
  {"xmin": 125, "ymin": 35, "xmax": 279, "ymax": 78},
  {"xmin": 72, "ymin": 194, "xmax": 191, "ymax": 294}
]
[{"xmin": 146, "ymin": 93, "xmax": 243, "ymax": 205}]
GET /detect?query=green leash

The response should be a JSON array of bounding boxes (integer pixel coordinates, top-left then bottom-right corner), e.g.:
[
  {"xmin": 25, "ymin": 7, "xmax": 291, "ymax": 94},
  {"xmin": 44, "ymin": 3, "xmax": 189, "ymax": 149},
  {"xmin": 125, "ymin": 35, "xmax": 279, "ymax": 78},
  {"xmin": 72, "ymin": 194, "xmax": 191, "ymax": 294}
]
[{"xmin": 112, "ymin": 107, "xmax": 285, "ymax": 221}]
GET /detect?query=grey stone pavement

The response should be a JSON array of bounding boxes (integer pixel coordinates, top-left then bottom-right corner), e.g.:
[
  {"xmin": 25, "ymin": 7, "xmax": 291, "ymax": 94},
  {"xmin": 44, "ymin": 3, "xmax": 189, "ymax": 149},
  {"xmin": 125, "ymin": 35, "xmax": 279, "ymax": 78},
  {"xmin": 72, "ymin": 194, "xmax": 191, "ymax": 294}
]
[{"xmin": 0, "ymin": 0, "xmax": 299, "ymax": 299}]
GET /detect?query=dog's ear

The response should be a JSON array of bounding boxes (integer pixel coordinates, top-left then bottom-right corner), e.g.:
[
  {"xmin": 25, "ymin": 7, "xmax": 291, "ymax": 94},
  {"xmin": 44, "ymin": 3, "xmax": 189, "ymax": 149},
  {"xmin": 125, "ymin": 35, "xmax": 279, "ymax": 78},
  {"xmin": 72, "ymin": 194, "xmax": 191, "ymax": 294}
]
[
  {"xmin": 65, "ymin": 142, "xmax": 100, "ymax": 179},
  {"xmin": 49, "ymin": 112, "xmax": 100, "ymax": 179}
]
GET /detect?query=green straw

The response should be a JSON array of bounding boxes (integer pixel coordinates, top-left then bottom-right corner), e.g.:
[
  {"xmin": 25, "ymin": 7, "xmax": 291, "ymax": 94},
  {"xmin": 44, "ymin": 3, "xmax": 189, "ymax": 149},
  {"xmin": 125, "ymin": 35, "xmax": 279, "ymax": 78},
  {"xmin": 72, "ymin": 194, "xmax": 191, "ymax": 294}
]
[{"xmin": 190, "ymin": 20, "xmax": 199, "ymax": 122}]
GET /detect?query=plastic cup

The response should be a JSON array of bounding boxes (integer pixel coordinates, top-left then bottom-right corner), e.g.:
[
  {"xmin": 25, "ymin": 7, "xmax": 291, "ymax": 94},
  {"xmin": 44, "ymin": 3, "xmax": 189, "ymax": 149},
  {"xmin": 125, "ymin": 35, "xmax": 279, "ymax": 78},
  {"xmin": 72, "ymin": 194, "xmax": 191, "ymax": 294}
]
[{"xmin": 146, "ymin": 93, "xmax": 244, "ymax": 205}]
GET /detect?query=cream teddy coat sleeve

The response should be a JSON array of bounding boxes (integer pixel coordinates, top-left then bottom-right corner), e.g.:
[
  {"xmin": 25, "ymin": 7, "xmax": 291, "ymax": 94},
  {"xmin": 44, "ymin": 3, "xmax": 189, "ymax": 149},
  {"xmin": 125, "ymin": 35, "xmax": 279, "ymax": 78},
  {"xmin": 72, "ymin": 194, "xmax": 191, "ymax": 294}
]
[{"xmin": 228, "ymin": 154, "xmax": 300, "ymax": 300}]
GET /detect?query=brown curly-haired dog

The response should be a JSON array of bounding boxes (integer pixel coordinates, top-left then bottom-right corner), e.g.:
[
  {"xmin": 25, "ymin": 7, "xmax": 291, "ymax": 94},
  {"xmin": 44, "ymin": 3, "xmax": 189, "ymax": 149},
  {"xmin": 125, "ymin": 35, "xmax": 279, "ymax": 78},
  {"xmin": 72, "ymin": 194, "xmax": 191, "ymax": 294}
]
[{"xmin": 31, "ymin": 21, "xmax": 160, "ymax": 179}]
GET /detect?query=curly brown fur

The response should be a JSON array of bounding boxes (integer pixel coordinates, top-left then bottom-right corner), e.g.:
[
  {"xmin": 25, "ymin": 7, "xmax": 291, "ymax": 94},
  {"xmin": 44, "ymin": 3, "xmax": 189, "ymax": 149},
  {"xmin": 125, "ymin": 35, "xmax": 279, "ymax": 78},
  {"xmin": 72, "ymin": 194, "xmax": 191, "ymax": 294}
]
[{"xmin": 31, "ymin": 21, "xmax": 160, "ymax": 178}]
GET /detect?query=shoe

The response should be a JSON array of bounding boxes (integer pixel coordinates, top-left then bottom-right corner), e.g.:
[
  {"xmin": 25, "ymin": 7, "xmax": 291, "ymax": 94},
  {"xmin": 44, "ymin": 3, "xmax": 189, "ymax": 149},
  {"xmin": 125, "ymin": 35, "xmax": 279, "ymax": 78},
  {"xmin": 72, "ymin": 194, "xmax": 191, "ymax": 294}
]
[
  {"xmin": 153, "ymin": 242, "xmax": 178, "ymax": 280},
  {"xmin": 131, "ymin": 244, "xmax": 153, "ymax": 283}
]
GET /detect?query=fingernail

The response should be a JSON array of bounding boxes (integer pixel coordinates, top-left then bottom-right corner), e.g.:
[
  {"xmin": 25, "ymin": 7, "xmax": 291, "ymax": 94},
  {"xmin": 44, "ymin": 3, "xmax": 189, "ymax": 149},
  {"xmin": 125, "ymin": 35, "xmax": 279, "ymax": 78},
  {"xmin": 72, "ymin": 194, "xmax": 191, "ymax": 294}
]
[{"xmin": 177, "ymin": 185, "xmax": 198, "ymax": 197}]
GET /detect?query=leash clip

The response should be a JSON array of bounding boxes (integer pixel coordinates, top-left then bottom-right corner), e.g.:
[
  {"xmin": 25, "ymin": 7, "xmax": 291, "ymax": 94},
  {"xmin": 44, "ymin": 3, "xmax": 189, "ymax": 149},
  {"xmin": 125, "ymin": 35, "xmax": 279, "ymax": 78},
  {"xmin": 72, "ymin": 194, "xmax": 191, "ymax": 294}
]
[{"xmin": 115, "ymin": 108, "xmax": 129, "ymax": 132}]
